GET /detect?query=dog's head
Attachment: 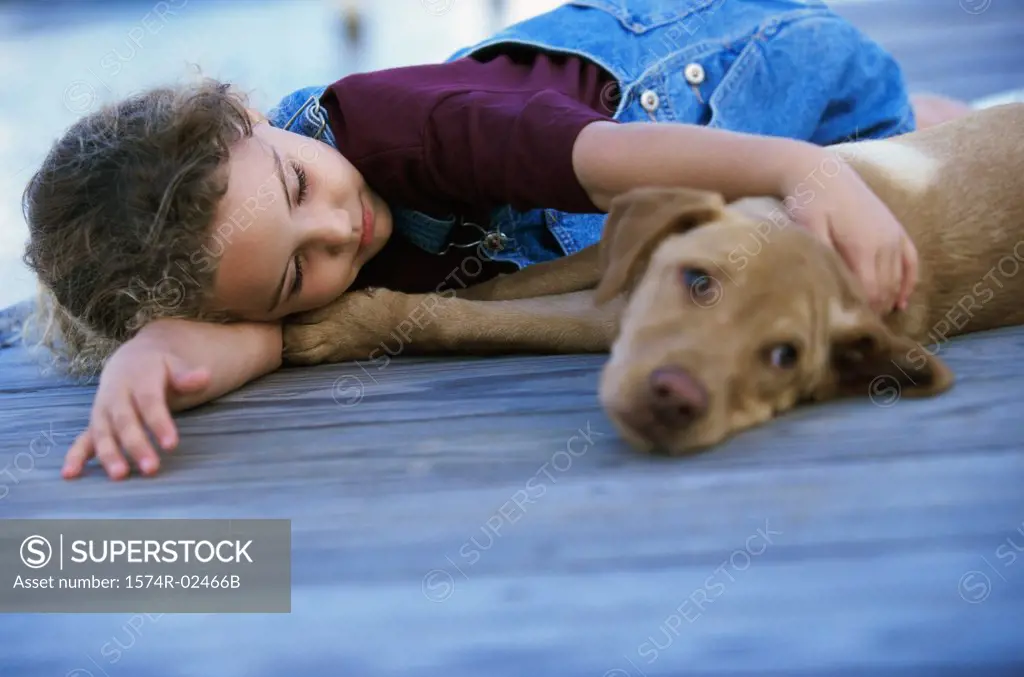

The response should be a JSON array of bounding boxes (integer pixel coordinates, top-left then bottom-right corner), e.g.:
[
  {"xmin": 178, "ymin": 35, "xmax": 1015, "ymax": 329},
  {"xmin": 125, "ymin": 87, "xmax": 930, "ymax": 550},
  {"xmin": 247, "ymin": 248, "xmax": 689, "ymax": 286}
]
[{"xmin": 594, "ymin": 186, "xmax": 953, "ymax": 454}]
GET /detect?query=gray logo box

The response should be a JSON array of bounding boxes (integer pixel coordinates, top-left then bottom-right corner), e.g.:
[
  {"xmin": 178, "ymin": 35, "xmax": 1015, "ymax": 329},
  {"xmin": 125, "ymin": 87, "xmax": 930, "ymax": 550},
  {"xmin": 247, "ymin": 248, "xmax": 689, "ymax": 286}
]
[{"xmin": 1, "ymin": 519, "xmax": 290, "ymax": 613}]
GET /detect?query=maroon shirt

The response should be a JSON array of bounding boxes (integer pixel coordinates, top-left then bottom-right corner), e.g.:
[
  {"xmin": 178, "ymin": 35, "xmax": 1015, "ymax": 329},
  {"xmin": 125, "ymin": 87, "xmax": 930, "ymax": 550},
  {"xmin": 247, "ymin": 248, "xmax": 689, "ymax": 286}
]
[{"xmin": 318, "ymin": 49, "xmax": 616, "ymax": 293}]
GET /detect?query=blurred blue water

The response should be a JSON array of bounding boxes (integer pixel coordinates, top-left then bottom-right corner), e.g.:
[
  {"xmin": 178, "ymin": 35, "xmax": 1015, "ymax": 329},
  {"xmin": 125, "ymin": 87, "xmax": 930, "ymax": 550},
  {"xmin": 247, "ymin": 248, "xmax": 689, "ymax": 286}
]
[
  {"xmin": 0, "ymin": 0, "xmax": 505, "ymax": 309},
  {"xmin": 0, "ymin": 0, "xmax": 973, "ymax": 311}
]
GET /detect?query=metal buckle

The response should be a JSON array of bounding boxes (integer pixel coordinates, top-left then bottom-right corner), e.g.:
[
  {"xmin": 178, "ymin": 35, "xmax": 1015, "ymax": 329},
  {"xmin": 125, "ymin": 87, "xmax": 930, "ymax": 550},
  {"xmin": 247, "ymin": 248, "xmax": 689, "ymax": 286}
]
[
  {"xmin": 281, "ymin": 94, "xmax": 327, "ymax": 140},
  {"xmin": 436, "ymin": 219, "xmax": 507, "ymax": 256},
  {"xmin": 437, "ymin": 219, "xmax": 487, "ymax": 255}
]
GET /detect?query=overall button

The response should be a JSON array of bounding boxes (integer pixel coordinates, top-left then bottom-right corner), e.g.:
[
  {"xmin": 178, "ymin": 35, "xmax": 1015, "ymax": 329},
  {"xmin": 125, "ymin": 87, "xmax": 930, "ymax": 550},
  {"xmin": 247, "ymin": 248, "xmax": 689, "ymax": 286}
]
[
  {"xmin": 640, "ymin": 89, "xmax": 660, "ymax": 112},
  {"xmin": 483, "ymin": 231, "xmax": 508, "ymax": 252},
  {"xmin": 684, "ymin": 63, "xmax": 706, "ymax": 86}
]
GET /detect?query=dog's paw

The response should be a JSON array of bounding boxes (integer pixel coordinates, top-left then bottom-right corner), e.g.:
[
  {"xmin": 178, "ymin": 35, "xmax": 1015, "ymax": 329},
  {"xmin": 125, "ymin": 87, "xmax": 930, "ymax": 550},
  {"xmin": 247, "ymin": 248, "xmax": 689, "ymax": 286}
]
[
  {"xmin": 281, "ymin": 288, "xmax": 408, "ymax": 365},
  {"xmin": 281, "ymin": 323, "xmax": 334, "ymax": 366}
]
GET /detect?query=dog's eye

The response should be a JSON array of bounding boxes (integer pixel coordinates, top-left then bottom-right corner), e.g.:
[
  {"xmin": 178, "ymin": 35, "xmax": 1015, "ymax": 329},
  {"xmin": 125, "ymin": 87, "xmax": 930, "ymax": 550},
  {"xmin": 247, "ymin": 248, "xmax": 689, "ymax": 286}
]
[
  {"xmin": 680, "ymin": 266, "xmax": 722, "ymax": 307},
  {"xmin": 681, "ymin": 266, "xmax": 710, "ymax": 289},
  {"xmin": 765, "ymin": 343, "xmax": 799, "ymax": 369}
]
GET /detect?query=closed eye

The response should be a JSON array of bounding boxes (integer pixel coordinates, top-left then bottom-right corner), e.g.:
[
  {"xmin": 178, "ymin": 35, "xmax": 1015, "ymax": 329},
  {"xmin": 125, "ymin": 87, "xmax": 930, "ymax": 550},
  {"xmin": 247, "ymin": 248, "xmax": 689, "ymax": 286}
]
[
  {"xmin": 287, "ymin": 162, "xmax": 307, "ymax": 298},
  {"xmin": 291, "ymin": 160, "xmax": 308, "ymax": 205},
  {"xmin": 290, "ymin": 253, "xmax": 304, "ymax": 296}
]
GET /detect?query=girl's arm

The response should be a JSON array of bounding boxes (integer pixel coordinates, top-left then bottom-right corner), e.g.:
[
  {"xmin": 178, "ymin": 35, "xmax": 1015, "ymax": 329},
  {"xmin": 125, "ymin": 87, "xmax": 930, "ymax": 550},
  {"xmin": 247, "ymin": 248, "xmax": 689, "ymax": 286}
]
[
  {"xmin": 572, "ymin": 120, "xmax": 826, "ymax": 210},
  {"xmin": 571, "ymin": 120, "xmax": 919, "ymax": 313},
  {"xmin": 62, "ymin": 318, "xmax": 282, "ymax": 480},
  {"xmin": 143, "ymin": 318, "xmax": 283, "ymax": 411}
]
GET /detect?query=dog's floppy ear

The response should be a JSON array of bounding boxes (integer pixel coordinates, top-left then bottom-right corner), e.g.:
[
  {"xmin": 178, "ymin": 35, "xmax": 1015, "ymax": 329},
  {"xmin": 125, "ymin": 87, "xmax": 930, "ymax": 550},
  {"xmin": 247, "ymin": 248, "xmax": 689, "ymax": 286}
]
[
  {"xmin": 822, "ymin": 301, "xmax": 953, "ymax": 402},
  {"xmin": 594, "ymin": 187, "xmax": 726, "ymax": 304}
]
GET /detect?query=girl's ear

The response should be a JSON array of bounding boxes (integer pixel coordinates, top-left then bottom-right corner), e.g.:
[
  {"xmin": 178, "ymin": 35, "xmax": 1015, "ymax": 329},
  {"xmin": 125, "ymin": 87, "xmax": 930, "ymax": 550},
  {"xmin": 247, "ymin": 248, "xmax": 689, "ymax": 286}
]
[{"xmin": 246, "ymin": 108, "xmax": 268, "ymax": 125}]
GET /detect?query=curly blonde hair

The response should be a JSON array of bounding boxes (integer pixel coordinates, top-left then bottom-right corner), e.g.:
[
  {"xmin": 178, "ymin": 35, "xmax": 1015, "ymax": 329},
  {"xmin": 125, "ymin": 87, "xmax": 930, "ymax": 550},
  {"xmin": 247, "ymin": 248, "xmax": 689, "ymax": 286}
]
[{"xmin": 20, "ymin": 79, "xmax": 255, "ymax": 379}]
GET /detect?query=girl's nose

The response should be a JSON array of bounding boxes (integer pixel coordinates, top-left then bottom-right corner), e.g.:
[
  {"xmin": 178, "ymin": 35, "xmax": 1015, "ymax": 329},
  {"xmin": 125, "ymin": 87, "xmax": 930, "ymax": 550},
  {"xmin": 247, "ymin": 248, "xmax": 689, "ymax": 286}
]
[{"xmin": 311, "ymin": 210, "xmax": 356, "ymax": 251}]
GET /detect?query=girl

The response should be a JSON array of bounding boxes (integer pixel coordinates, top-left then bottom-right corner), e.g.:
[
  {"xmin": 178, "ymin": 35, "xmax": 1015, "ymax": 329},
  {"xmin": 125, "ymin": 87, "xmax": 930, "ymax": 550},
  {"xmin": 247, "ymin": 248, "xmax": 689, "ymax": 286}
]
[{"xmin": 24, "ymin": 0, "xmax": 965, "ymax": 481}]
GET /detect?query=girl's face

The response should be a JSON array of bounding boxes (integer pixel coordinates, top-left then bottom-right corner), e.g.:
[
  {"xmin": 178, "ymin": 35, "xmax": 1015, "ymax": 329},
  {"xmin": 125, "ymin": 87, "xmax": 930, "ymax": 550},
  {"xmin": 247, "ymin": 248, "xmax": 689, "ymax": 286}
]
[{"xmin": 206, "ymin": 114, "xmax": 393, "ymax": 322}]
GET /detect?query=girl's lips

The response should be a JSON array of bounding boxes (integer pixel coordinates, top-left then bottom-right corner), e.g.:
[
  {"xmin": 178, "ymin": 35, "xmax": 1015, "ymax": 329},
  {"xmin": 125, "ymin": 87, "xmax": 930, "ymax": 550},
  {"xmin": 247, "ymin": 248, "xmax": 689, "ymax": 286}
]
[{"xmin": 360, "ymin": 195, "xmax": 375, "ymax": 249}]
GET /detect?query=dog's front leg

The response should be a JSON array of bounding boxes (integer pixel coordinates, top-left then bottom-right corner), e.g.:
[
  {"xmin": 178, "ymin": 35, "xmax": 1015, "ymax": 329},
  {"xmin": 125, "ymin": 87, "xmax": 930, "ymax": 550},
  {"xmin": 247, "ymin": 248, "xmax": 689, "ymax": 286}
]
[
  {"xmin": 282, "ymin": 288, "xmax": 413, "ymax": 365},
  {"xmin": 410, "ymin": 289, "xmax": 621, "ymax": 355},
  {"xmin": 282, "ymin": 287, "xmax": 621, "ymax": 366}
]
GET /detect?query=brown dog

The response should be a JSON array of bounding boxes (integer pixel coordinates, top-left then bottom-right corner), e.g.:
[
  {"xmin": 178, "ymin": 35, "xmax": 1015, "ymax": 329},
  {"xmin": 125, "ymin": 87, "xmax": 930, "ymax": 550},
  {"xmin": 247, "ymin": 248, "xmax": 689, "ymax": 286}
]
[
  {"xmin": 595, "ymin": 103, "xmax": 1024, "ymax": 452},
  {"xmin": 283, "ymin": 103, "xmax": 1024, "ymax": 454}
]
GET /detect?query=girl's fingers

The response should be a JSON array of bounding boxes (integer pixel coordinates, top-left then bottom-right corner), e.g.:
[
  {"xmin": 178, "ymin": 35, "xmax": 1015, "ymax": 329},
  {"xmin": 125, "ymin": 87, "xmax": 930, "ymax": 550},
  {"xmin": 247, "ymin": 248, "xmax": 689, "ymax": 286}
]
[
  {"xmin": 133, "ymin": 387, "xmax": 179, "ymax": 452},
  {"xmin": 888, "ymin": 245, "xmax": 897, "ymax": 311},
  {"xmin": 900, "ymin": 236, "xmax": 919, "ymax": 309},
  {"xmin": 91, "ymin": 409, "xmax": 130, "ymax": 480},
  {"xmin": 853, "ymin": 244, "xmax": 882, "ymax": 314},
  {"xmin": 63, "ymin": 366, "xmax": 200, "ymax": 481},
  {"xmin": 61, "ymin": 429, "xmax": 96, "ymax": 479},
  {"xmin": 883, "ymin": 244, "xmax": 902, "ymax": 314},
  {"xmin": 866, "ymin": 267, "xmax": 885, "ymax": 314},
  {"xmin": 867, "ymin": 241, "xmax": 899, "ymax": 315},
  {"xmin": 111, "ymin": 401, "xmax": 161, "ymax": 477}
]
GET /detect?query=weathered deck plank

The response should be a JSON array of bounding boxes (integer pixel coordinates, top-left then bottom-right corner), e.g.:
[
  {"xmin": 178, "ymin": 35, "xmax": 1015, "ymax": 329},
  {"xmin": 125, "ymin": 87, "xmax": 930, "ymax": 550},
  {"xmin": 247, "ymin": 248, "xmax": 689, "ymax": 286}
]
[{"xmin": 2, "ymin": 0, "xmax": 1024, "ymax": 675}]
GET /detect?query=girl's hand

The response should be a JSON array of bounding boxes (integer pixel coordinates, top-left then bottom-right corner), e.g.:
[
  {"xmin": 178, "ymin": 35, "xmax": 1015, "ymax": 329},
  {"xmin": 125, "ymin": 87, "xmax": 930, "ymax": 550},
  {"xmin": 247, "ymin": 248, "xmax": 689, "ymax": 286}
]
[
  {"xmin": 780, "ymin": 150, "xmax": 919, "ymax": 315},
  {"xmin": 62, "ymin": 338, "xmax": 211, "ymax": 480}
]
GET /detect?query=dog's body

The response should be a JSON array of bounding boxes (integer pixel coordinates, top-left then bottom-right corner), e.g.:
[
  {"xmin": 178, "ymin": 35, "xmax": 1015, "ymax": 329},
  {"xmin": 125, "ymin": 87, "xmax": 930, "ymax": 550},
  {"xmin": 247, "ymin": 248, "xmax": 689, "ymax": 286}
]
[
  {"xmin": 284, "ymin": 103, "xmax": 1024, "ymax": 453},
  {"xmin": 836, "ymin": 103, "xmax": 1024, "ymax": 345}
]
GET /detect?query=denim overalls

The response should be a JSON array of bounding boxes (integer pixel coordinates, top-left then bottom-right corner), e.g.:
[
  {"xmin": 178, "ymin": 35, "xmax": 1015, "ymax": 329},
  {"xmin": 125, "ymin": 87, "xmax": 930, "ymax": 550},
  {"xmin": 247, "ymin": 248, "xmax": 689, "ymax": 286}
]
[{"xmin": 268, "ymin": 0, "xmax": 915, "ymax": 272}]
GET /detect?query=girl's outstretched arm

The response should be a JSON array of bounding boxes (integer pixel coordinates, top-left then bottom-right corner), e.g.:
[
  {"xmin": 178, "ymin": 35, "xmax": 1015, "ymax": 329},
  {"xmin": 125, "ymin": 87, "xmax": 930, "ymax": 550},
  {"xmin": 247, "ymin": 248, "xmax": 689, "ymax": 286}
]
[
  {"xmin": 573, "ymin": 120, "xmax": 826, "ymax": 210},
  {"xmin": 571, "ymin": 121, "xmax": 918, "ymax": 314},
  {"xmin": 62, "ymin": 318, "xmax": 282, "ymax": 481}
]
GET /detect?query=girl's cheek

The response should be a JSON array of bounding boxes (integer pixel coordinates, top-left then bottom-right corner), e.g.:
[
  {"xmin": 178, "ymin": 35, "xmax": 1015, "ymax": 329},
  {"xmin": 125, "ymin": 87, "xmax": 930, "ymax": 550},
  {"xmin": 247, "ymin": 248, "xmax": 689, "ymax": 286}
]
[{"xmin": 314, "ymin": 266, "xmax": 349, "ymax": 304}]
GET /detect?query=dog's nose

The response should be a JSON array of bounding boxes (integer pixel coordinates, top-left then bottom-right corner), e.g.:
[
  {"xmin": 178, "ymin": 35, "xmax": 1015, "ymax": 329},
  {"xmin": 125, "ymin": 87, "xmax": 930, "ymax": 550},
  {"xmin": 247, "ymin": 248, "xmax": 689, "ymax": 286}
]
[{"xmin": 647, "ymin": 366, "xmax": 708, "ymax": 428}]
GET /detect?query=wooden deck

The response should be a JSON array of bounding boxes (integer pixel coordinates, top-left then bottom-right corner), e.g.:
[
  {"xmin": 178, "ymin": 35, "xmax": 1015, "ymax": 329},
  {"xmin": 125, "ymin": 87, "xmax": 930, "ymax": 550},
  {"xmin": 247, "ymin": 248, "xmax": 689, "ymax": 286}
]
[{"xmin": 2, "ymin": 1, "xmax": 1024, "ymax": 675}]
